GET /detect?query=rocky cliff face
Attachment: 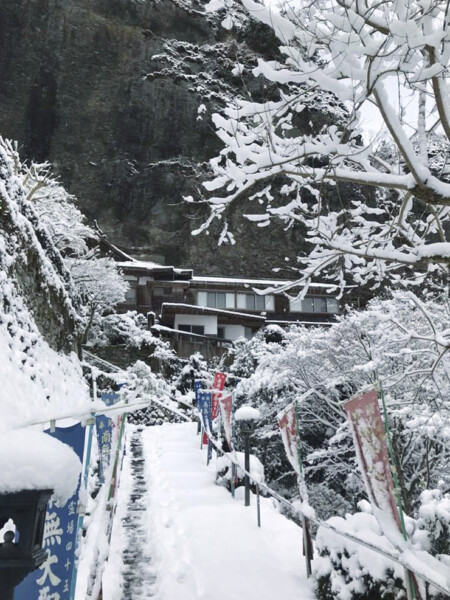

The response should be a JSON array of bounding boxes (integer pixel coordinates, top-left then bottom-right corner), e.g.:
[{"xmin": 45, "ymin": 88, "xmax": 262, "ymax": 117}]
[
  {"xmin": 0, "ymin": 0, "xmax": 309, "ymax": 276},
  {"xmin": 0, "ymin": 141, "xmax": 78, "ymax": 352}
]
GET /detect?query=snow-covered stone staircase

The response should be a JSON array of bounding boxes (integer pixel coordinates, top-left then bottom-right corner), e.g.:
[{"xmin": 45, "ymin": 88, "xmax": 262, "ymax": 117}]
[
  {"xmin": 119, "ymin": 427, "xmax": 157, "ymax": 599},
  {"xmin": 105, "ymin": 422, "xmax": 315, "ymax": 600}
]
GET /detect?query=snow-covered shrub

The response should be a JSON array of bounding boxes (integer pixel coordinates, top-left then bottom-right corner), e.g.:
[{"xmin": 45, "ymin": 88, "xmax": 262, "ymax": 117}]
[
  {"xmin": 87, "ymin": 311, "xmax": 153, "ymax": 347},
  {"xmin": 307, "ymin": 484, "xmax": 353, "ymax": 525},
  {"xmin": 123, "ymin": 360, "xmax": 194, "ymax": 425},
  {"xmin": 314, "ymin": 504, "xmax": 408, "ymax": 600},
  {"xmin": 171, "ymin": 352, "xmax": 210, "ymax": 395},
  {"xmin": 216, "ymin": 451, "xmax": 265, "ymax": 492},
  {"xmin": 417, "ymin": 490, "xmax": 450, "ymax": 559},
  {"xmin": 314, "ymin": 494, "xmax": 450, "ymax": 600}
]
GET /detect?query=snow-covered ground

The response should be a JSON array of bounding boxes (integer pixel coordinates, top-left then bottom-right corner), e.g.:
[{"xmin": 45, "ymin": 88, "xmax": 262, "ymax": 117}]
[{"xmin": 103, "ymin": 422, "xmax": 315, "ymax": 600}]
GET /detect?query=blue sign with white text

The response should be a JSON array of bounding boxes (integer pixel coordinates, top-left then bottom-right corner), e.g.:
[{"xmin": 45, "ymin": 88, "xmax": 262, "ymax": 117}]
[
  {"xmin": 194, "ymin": 380, "xmax": 202, "ymax": 406},
  {"xmin": 96, "ymin": 393, "xmax": 120, "ymax": 483},
  {"xmin": 198, "ymin": 390, "xmax": 212, "ymax": 434},
  {"xmin": 15, "ymin": 423, "xmax": 86, "ymax": 600}
]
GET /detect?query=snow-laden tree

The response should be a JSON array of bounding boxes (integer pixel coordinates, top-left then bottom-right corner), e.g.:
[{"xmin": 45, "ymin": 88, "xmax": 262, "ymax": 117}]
[
  {"xmin": 230, "ymin": 293, "xmax": 450, "ymax": 513},
  {"xmin": 67, "ymin": 254, "xmax": 128, "ymax": 343},
  {"xmin": 198, "ymin": 0, "xmax": 450, "ymax": 289},
  {"xmin": 4, "ymin": 140, "xmax": 129, "ymax": 344}
]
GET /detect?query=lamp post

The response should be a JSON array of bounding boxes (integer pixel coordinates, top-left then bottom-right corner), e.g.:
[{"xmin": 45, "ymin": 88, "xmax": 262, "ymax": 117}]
[
  {"xmin": 235, "ymin": 406, "xmax": 260, "ymax": 507},
  {"xmin": 0, "ymin": 489, "xmax": 53, "ymax": 600}
]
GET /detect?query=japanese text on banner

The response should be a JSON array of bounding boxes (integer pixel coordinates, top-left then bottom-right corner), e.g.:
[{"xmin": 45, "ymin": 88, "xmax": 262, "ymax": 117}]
[{"xmin": 15, "ymin": 423, "xmax": 86, "ymax": 600}]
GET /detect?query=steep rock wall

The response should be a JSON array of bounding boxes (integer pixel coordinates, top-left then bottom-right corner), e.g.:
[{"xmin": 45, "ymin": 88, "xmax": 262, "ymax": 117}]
[{"xmin": 0, "ymin": 0, "xmax": 311, "ymax": 276}]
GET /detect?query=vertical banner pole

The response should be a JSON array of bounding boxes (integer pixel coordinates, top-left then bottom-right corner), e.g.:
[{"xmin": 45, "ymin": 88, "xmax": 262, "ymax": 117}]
[
  {"xmin": 378, "ymin": 384, "xmax": 416, "ymax": 600},
  {"xmin": 294, "ymin": 400, "xmax": 312, "ymax": 579},
  {"xmin": 244, "ymin": 431, "xmax": 251, "ymax": 507},
  {"xmin": 207, "ymin": 439, "xmax": 212, "ymax": 465},
  {"xmin": 231, "ymin": 392, "xmax": 237, "ymax": 498},
  {"xmin": 107, "ymin": 413, "xmax": 127, "ymax": 507},
  {"xmin": 194, "ymin": 379, "xmax": 202, "ymax": 435}
]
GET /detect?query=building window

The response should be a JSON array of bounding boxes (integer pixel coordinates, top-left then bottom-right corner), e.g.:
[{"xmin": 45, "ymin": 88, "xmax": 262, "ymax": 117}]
[
  {"xmin": 199, "ymin": 291, "xmax": 228, "ymax": 309},
  {"xmin": 217, "ymin": 293, "xmax": 226, "ymax": 309},
  {"xmin": 197, "ymin": 291, "xmax": 274, "ymax": 312},
  {"xmin": 226, "ymin": 293, "xmax": 235, "ymax": 308},
  {"xmin": 178, "ymin": 324, "xmax": 205, "ymax": 335},
  {"xmin": 217, "ymin": 327, "xmax": 225, "ymax": 339},
  {"xmin": 246, "ymin": 294, "xmax": 255, "ymax": 310},
  {"xmin": 153, "ymin": 287, "xmax": 172, "ymax": 296},
  {"xmin": 326, "ymin": 298, "xmax": 339, "ymax": 313},
  {"xmin": 197, "ymin": 291, "xmax": 207, "ymax": 306},
  {"xmin": 236, "ymin": 294, "xmax": 246, "ymax": 310},
  {"xmin": 256, "ymin": 295, "xmax": 265, "ymax": 310},
  {"xmin": 290, "ymin": 296, "xmax": 339, "ymax": 314},
  {"xmin": 125, "ymin": 284, "xmax": 137, "ymax": 303}
]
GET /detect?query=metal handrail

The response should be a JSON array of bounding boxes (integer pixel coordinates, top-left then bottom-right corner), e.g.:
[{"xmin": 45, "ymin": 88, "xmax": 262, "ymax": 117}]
[{"xmin": 202, "ymin": 427, "xmax": 450, "ymax": 596}]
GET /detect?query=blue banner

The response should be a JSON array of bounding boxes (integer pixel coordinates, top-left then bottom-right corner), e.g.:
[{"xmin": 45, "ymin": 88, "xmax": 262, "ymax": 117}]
[
  {"xmin": 96, "ymin": 393, "xmax": 120, "ymax": 484},
  {"xmin": 15, "ymin": 423, "xmax": 86, "ymax": 600},
  {"xmin": 198, "ymin": 390, "xmax": 212, "ymax": 435},
  {"xmin": 194, "ymin": 380, "xmax": 202, "ymax": 406}
]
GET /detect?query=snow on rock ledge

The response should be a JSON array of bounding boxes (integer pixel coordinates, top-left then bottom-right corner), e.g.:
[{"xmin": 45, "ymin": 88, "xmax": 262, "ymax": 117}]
[
  {"xmin": 235, "ymin": 405, "xmax": 261, "ymax": 421},
  {"xmin": 0, "ymin": 429, "xmax": 82, "ymax": 505}
]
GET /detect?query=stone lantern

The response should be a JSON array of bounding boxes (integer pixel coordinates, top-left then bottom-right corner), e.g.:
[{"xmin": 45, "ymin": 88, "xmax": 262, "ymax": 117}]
[{"xmin": 0, "ymin": 489, "xmax": 53, "ymax": 600}]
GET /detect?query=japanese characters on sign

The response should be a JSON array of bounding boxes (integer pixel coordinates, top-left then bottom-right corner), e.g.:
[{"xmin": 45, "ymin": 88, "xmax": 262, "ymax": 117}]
[
  {"xmin": 218, "ymin": 394, "xmax": 233, "ymax": 450},
  {"xmin": 198, "ymin": 391, "xmax": 212, "ymax": 437},
  {"xmin": 96, "ymin": 393, "xmax": 120, "ymax": 484},
  {"xmin": 16, "ymin": 423, "xmax": 86, "ymax": 600},
  {"xmin": 343, "ymin": 389, "xmax": 401, "ymax": 529},
  {"xmin": 211, "ymin": 372, "xmax": 226, "ymax": 391},
  {"xmin": 277, "ymin": 403, "xmax": 300, "ymax": 476},
  {"xmin": 194, "ymin": 380, "xmax": 202, "ymax": 406},
  {"xmin": 211, "ymin": 391, "xmax": 220, "ymax": 421}
]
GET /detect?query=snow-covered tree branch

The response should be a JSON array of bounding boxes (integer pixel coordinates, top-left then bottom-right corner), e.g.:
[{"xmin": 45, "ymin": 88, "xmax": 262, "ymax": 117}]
[
  {"xmin": 4, "ymin": 138, "xmax": 129, "ymax": 344},
  {"xmin": 200, "ymin": 0, "xmax": 450, "ymax": 288}
]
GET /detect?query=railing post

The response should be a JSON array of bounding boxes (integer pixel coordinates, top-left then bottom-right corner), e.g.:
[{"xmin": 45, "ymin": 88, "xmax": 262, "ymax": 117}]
[
  {"xmin": 256, "ymin": 483, "xmax": 261, "ymax": 527},
  {"xmin": 244, "ymin": 432, "xmax": 250, "ymax": 506}
]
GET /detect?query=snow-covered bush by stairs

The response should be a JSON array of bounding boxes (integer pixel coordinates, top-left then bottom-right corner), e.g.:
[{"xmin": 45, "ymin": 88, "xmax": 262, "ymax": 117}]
[{"xmin": 314, "ymin": 495, "xmax": 450, "ymax": 600}]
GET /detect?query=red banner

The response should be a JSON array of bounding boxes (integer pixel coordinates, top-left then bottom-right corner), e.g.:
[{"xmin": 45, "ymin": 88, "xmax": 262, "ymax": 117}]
[
  {"xmin": 278, "ymin": 402, "xmax": 314, "ymax": 564},
  {"xmin": 343, "ymin": 389, "xmax": 401, "ymax": 529},
  {"xmin": 219, "ymin": 394, "xmax": 233, "ymax": 449},
  {"xmin": 277, "ymin": 403, "xmax": 300, "ymax": 477},
  {"xmin": 212, "ymin": 371, "xmax": 226, "ymax": 391},
  {"xmin": 211, "ymin": 391, "xmax": 220, "ymax": 420}
]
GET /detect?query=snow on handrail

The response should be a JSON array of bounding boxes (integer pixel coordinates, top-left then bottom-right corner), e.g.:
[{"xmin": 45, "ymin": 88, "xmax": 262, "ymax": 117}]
[
  {"xmin": 150, "ymin": 395, "xmax": 192, "ymax": 423},
  {"xmin": 11, "ymin": 398, "xmax": 153, "ymax": 431},
  {"xmin": 202, "ymin": 428, "xmax": 450, "ymax": 596},
  {"xmin": 82, "ymin": 349, "xmax": 124, "ymax": 373},
  {"xmin": 83, "ymin": 350, "xmax": 192, "ymax": 422}
]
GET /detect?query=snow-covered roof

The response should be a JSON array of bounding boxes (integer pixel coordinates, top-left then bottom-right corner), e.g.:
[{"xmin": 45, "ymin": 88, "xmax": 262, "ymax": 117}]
[
  {"xmin": 191, "ymin": 276, "xmax": 337, "ymax": 289},
  {"xmin": 0, "ymin": 430, "xmax": 82, "ymax": 505},
  {"xmin": 116, "ymin": 257, "xmax": 338, "ymax": 291},
  {"xmin": 116, "ymin": 260, "xmax": 192, "ymax": 277},
  {"xmin": 266, "ymin": 319, "xmax": 334, "ymax": 327}
]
